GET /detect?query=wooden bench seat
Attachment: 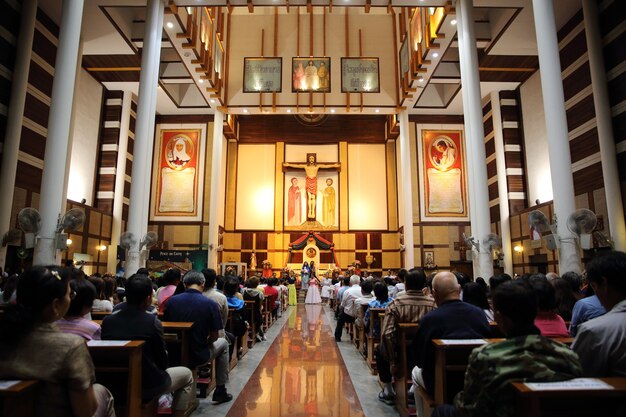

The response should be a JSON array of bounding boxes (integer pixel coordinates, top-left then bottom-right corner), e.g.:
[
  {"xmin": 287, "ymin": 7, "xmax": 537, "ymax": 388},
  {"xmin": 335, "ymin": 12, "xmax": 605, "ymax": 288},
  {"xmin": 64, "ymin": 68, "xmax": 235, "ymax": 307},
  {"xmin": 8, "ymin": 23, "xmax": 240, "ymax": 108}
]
[
  {"xmin": 512, "ymin": 377, "xmax": 626, "ymax": 417},
  {"xmin": 393, "ymin": 323, "xmax": 420, "ymax": 417},
  {"xmin": 88, "ymin": 340, "xmax": 146, "ymax": 417},
  {"xmin": 0, "ymin": 380, "xmax": 39, "ymax": 417},
  {"xmin": 366, "ymin": 308, "xmax": 385, "ymax": 374}
]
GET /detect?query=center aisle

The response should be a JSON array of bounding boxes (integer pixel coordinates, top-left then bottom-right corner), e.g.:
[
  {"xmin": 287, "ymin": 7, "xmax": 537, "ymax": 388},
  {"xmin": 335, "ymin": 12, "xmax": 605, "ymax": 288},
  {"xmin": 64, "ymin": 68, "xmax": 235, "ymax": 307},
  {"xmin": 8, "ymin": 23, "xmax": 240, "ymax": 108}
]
[
  {"xmin": 227, "ymin": 304, "xmax": 363, "ymax": 417},
  {"xmin": 223, "ymin": 304, "xmax": 365, "ymax": 417}
]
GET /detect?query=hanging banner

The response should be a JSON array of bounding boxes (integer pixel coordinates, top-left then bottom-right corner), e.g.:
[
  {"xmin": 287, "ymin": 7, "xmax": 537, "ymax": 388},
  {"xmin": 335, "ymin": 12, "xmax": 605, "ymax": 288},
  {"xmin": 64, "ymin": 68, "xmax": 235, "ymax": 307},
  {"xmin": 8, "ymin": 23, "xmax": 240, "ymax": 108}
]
[{"xmin": 419, "ymin": 130, "xmax": 469, "ymax": 220}]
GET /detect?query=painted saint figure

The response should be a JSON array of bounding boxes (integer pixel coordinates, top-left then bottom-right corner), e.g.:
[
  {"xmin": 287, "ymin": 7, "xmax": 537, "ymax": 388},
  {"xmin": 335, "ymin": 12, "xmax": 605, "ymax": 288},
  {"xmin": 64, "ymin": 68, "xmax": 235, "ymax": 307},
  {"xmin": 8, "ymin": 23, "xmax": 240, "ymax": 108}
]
[
  {"xmin": 433, "ymin": 139, "xmax": 456, "ymax": 171},
  {"xmin": 293, "ymin": 62, "xmax": 305, "ymax": 90},
  {"xmin": 304, "ymin": 60, "xmax": 319, "ymax": 90},
  {"xmin": 283, "ymin": 154, "xmax": 340, "ymax": 221},
  {"xmin": 168, "ymin": 137, "xmax": 192, "ymax": 168},
  {"xmin": 288, "ymin": 177, "xmax": 302, "ymax": 225},
  {"xmin": 322, "ymin": 178, "xmax": 335, "ymax": 226},
  {"xmin": 317, "ymin": 62, "xmax": 329, "ymax": 90}
]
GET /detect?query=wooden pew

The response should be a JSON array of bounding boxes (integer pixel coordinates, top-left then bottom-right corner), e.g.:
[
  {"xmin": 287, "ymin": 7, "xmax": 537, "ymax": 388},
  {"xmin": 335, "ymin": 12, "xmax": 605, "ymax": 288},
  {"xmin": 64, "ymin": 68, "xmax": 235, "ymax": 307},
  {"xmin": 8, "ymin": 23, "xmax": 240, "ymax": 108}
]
[
  {"xmin": 366, "ymin": 308, "xmax": 386, "ymax": 374},
  {"xmin": 0, "ymin": 380, "xmax": 39, "ymax": 417},
  {"xmin": 512, "ymin": 377, "xmax": 626, "ymax": 417},
  {"xmin": 91, "ymin": 311, "xmax": 112, "ymax": 320},
  {"xmin": 88, "ymin": 340, "xmax": 145, "ymax": 417},
  {"xmin": 244, "ymin": 300, "xmax": 257, "ymax": 347},
  {"xmin": 416, "ymin": 337, "xmax": 576, "ymax": 415},
  {"xmin": 161, "ymin": 321, "xmax": 193, "ymax": 368},
  {"xmin": 262, "ymin": 297, "xmax": 273, "ymax": 330},
  {"xmin": 393, "ymin": 323, "xmax": 420, "ymax": 417},
  {"xmin": 227, "ymin": 307, "xmax": 249, "ymax": 360}
]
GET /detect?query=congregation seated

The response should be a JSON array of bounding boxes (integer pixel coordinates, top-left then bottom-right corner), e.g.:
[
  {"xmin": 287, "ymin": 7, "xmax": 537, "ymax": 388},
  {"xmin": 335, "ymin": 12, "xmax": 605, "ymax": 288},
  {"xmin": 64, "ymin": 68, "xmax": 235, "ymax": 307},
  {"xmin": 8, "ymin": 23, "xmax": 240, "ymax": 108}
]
[
  {"xmin": 0, "ymin": 266, "xmax": 114, "ymax": 417},
  {"xmin": 572, "ymin": 250, "xmax": 626, "ymax": 377},
  {"xmin": 551, "ymin": 274, "xmax": 580, "ymax": 321},
  {"xmin": 101, "ymin": 274, "xmax": 194, "ymax": 414},
  {"xmin": 376, "ymin": 268, "xmax": 436, "ymax": 405},
  {"xmin": 353, "ymin": 279, "xmax": 375, "ymax": 329},
  {"xmin": 409, "ymin": 271, "xmax": 491, "ymax": 413},
  {"xmin": 569, "ymin": 283, "xmax": 606, "ymax": 336},
  {"xmin": 57, "ymin": 275, "xmax": 101, "ymax": 340},
  {"xmin": 156, "ymin": 268, "xmax": 181, "ymax": 311},
  {"xmin": 529, "ymin": 274, "xmax": 569, "ymax": 338},
  {"xmin": 88, "ymin": 275, "xmax": 113, "ymax": 314},
  {"xmin": 263, "ymin": 278, "xmax": 280, "ymax": 317},
  {"xmin": 462, "ymin": 282, "xmax": 494, "ymax": 322},
  {"xmin": 363, "ymin": 282, "xmax": 393, "ymax": 336},
  {"xmin": 202, "ymin": 268, "xmax": 236, "ymax": 361},
  {"xmin": 432, "ymin": 280, "xmax": 582, "ymax": 417},
  {"xmin": 164, "ymin": 270, "xmax": 232, "ymax": 403},
  {"xmin": 224, "ymin": 276, "xmax": 248, "ymax": 357},
  {"xmin": 243, "ymin": 276, "xmax": 266, "ymax": 342}
]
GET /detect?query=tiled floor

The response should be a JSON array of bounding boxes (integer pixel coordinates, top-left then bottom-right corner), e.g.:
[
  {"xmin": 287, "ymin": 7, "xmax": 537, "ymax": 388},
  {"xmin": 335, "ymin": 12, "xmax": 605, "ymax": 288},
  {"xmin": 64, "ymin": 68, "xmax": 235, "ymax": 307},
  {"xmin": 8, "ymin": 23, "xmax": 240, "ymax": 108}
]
[{"xmin": 192, "ymin": 304, "xmax": 399, "ymax": 417}]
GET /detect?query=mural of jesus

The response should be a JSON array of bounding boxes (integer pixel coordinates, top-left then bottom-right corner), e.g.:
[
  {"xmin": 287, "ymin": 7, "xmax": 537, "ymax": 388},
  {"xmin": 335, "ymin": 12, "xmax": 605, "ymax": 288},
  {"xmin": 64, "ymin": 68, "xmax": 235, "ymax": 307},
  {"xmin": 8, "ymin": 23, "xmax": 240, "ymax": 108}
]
[{"xmin": 283, "ymin": 153, "xmax": 340, "ymax": 221}]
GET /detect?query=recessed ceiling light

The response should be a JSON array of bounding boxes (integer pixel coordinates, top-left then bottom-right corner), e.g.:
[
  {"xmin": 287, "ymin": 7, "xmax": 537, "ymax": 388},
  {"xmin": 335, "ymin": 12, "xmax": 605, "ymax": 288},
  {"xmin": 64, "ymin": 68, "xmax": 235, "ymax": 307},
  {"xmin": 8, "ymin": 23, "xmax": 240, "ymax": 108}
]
[
  {"xmin": 243, "ymin": 109, "xmax": 248, "ymax": 113},
  {"xmin": 166, "ymin": 22, "xmax": 174, "ymax": 29},
  {"xmin": 330, "ymin": 109, "xmax": 335, "ymax": 113},
  {"xmin": 433, "ymin": 52, "xmax": 439, "ymax": 58},
  {"xmin": 198, "ymin": 79, "xmax": 204, "ymax": 83},
  {"xmin": 375, "ymin": 109, "xmax": 380, "ymax": 113},
  {"xmin": 451, "ymin": 19, "xmax": 457, "ymax": 25},
  {"xmin": 287, "ymin": 109, "xmax": 291, "ymax": 113},
  {"xmin": 418, "ymin": 76, "xmax": 424, "ymax": 83},
  {"xmin": 210, "ymin": 99, "xmax": 215, "ymax": 103}
]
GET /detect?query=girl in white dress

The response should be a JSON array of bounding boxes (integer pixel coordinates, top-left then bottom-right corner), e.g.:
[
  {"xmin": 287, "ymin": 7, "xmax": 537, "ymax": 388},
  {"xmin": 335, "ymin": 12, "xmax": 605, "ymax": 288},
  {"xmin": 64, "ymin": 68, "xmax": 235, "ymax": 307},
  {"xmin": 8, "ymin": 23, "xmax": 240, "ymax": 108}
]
[{"xmin": 305, "ymin": 276, "xmax": 322, "ymax": 304}]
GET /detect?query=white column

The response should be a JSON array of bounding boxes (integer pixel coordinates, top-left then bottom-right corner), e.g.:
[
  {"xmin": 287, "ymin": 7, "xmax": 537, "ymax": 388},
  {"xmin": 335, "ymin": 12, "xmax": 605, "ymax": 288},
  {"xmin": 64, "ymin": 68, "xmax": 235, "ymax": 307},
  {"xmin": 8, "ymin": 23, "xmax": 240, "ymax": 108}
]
[
  {"xmin": 208, "ymin": 110, "xmax": 224, "ymax": 269},
  {"xmin": 125, "ymin": 0, "xmax": 164, "ymax": 276},
  {"xmin": 0, "ymin": 0, "xmax": 37, "ymax": 269},
  {"xmin": 457, "ymin": 0, "xmax": 493, "ymax": 279},
  {"xmin": 33, "ymin": 0, "xmax": 84, "ymax": 266},
  {"xmin": 491, "ymin": 92, "xmax": 513, "ymax": 275},
  {"xmin": 456, "ymin": 11, "xmax": 478, "ymax": 270},
  {"xmin": 398, "ymin": 109, "xmax": 415, "ymax": 268},
  {"xmin": 583, "ymin": 0, "xmax": 626, "ymax": 251},
  {"xmin": 107, "ymin": 91, "xmax": 133, "ymax": 273},
  {"xmin": 532, "ymin": 0, "xmax": 581, "ymax": 274}
]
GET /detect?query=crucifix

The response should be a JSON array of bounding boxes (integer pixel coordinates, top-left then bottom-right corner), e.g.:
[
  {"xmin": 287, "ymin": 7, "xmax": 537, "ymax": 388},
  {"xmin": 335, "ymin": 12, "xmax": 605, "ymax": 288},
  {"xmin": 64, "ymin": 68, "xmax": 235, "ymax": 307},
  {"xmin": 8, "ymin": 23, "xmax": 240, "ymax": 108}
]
[{"xmin": 283, "ymin": 153, "xmax": 341, "ymax": 222}]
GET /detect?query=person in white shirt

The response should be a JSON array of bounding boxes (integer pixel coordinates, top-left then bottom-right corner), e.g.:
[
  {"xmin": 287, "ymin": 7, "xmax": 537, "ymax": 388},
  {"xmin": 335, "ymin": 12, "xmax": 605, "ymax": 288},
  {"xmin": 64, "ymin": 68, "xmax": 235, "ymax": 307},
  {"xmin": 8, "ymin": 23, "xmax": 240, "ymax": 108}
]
[{"xmin": 335, "ymin": 275, "xmax": 362, "ymax": 341}]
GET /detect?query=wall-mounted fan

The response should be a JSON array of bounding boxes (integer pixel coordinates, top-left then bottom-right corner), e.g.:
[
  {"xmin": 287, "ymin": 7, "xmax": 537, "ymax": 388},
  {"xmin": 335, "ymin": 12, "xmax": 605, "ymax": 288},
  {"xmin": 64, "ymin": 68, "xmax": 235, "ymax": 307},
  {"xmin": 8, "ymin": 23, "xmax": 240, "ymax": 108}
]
[
  {"xmin": 462, "ymin": 232, "xmax": 480, "ymax": 252},
  {"xmin": 120, "ymin": 231, "xmax": 138, "ymax": 251},
  {"xmin": 528, "ymin": 209, "xmax": 559, "ymax": 250},
  {"xmin": 567, "ymin": 209, "xmax": 597, "ymax": 250},
  {"xmin": 55, "ymin": 208, "xmax": 86, "ymax": 250},
  {"xmin": 139, "ymin": 231, "xmax": 159, "ymax": 251},
  {"xmin": 482, "ymin": 233, "xmax": 502, "ymax": 257},
  {"xmin": 17, "ymin": 207, "xmax": 42, "ymax": 249}
]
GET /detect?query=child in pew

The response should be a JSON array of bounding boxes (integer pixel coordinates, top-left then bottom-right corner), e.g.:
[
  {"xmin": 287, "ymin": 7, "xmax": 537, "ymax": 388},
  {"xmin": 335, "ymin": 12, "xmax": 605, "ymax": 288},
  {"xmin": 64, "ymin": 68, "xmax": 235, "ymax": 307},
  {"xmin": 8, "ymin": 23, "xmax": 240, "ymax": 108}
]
[
  {"xmin": 102, "ymin": 274, "xmax": 194, "ymax": 416},
  {"xmin": 57, "ymin": 276, "xmax": 102, "ymax": 340},
  {"xmin": 0, "ymin": 266, "xmax": 115, "ymax": 417}
]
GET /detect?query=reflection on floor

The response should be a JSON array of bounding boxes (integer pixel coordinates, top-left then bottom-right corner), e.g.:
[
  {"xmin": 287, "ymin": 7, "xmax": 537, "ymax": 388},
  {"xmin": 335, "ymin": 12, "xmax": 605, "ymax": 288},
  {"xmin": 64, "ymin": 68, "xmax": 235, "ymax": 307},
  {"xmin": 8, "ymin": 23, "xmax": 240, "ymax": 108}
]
[{"xmin": 192, "ymin": 304, "xmax": 399, "ymax": 417}]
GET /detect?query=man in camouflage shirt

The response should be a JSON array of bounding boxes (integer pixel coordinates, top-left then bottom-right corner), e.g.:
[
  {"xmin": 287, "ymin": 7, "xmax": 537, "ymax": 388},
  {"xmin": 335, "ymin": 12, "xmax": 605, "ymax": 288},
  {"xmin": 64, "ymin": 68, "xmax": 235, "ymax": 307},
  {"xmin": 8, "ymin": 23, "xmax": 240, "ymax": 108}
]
[{"xmin": 433, "ymin": 280, "xmax": 582, "ymax": 417}]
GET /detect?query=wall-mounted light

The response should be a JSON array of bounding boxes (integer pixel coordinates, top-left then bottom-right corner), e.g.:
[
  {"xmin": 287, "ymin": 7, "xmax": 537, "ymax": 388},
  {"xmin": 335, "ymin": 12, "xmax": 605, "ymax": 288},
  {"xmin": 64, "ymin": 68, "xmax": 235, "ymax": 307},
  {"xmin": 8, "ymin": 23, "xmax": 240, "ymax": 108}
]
[
  {"xmin": 66, "ymin": 238, "xmax": 72, "ymax": 246},
  {"xmin": 513, "ymin": 245, "xmax": 524, "ymax": 253},
  {"xmin": 97, "ymin": 245, "xmax": 107, "ymax": 252}
]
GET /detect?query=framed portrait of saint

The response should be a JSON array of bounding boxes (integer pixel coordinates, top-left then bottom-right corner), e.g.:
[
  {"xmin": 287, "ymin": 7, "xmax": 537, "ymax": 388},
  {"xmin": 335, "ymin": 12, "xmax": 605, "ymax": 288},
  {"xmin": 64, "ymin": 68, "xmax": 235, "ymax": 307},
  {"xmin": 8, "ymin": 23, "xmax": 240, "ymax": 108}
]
[
  {"xmin": 419, "ymin": 130, "xmax": 468, "ymax": 220},
  {"xmin": 150, "ymin": 124, "xmax": 207, "ymax": 221},
  {"xmin": 292, "ymin": 57, "xmax": 331, "ymax": 93}
]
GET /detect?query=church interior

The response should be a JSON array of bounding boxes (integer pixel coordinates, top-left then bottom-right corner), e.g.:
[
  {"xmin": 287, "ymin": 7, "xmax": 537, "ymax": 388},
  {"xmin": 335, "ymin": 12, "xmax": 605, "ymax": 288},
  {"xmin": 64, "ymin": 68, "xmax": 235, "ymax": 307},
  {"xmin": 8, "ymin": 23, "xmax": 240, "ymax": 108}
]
[
  {"xmin": 1, "ymin": 0, "xmax": 624, "ymax": 281},
  {"xmin": 0, "ymin": 0, "xmax": 625, "ymax": 416}
]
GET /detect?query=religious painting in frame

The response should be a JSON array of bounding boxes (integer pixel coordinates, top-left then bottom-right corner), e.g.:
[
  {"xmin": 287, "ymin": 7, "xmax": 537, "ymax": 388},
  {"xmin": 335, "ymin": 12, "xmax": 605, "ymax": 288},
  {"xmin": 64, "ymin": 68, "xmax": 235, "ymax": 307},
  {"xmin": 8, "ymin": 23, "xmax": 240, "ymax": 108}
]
[
  {"xmin": 243, "ymin": 57, "xmax": 282, "ymax": 93},
  {"xmin": 292, "ymin": 57, "xmax": 331, "ymax": 93},
  {"xmin": 150, "ymin": 124, "xmax": 207, "ymax": 222},
  {"xmin": 399, "ymin": 36, "xmax": 409, "ymax": 81},
  {"xmin": 341, "ymin": 58, "xmax": 380, "ymax": 93},
  {"xmin": 283, "ymin": 171, "xmax": 339, "ymax": 231},
  {"xmin": 418, "ymin": 130, "xmax": 469, "ymax": 221}
]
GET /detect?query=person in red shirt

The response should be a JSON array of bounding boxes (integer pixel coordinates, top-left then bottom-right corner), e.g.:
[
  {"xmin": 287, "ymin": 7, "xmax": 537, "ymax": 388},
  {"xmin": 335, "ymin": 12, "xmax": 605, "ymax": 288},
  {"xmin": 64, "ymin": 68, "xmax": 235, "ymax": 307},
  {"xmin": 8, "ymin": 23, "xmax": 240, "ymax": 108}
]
[{"xmin": 264, "ymin": 278, "xmax": 280, "ymax": 319}]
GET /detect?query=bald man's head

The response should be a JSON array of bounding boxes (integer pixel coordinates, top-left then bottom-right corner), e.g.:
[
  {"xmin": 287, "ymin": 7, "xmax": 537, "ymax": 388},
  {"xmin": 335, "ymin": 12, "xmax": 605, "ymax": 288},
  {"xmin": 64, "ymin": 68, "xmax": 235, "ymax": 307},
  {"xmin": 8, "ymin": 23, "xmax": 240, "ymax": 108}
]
[{"xmin": 432, "ymin": 271, "xmax": 461, "ymax": 305}]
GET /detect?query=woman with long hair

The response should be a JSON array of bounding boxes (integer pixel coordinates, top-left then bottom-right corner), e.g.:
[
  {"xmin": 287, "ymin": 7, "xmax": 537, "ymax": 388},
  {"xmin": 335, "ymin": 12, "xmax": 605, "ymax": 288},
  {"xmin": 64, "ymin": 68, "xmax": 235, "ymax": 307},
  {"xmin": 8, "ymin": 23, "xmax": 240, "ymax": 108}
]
[{"xmin": 0, "ymin": 266, "xmax": 114, "ymax": 416}]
